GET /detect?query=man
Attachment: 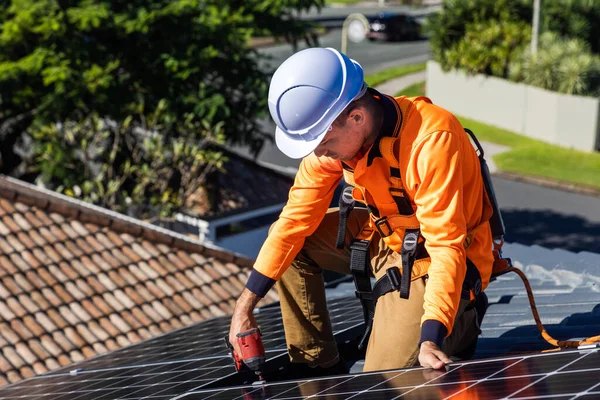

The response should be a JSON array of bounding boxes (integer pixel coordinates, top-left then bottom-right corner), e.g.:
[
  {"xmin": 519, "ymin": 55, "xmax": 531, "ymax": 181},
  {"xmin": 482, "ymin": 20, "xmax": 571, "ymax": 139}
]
[{"xmin": 229, "ymin": 47, "xmax": 492, "ymax": 373}]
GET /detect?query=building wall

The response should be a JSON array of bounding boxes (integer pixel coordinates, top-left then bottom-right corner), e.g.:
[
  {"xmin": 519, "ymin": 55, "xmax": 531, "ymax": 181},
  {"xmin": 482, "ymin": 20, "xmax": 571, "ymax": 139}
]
[{"xmin": 426, "ymin": 61, "xmax": 600, "ymax": 152}]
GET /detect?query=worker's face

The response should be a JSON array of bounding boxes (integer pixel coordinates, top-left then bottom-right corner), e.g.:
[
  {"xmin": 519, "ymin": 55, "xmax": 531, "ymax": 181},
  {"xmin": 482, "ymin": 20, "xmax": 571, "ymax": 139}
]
[{"xmin": 313, "ymin": 107, "xmax": 368, "ymax": 161}]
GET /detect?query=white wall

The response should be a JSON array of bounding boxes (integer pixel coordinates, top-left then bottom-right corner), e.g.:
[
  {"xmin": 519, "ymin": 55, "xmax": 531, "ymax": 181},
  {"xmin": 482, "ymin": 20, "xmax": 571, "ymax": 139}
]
[{"xmin": 426, "ymin": 61, "xmax": 600, "ymax": 152}]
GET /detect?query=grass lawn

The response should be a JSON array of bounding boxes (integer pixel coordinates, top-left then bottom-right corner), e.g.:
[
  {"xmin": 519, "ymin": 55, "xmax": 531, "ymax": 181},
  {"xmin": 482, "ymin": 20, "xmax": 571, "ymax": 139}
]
[
  {"xmin": 364, "ymin": 63, "xmax": 426, "ymax": 88},
  {"xmin": 391, "ymin": 79, "xmax": 600, "ymax": 190}
]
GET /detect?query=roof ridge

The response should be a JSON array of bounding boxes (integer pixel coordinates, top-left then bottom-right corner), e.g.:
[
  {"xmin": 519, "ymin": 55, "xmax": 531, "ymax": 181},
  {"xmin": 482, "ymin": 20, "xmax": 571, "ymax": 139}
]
[{"xmin": 0, "ymin": 175, "xmax": 254, "ymax": 268}]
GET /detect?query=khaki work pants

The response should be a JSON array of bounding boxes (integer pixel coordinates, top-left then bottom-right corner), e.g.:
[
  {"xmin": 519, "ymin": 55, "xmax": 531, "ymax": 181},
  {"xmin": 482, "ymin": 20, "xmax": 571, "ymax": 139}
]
[{"xmin": 276, "ymin": 207, "xmax": 481, "ymax": 372}]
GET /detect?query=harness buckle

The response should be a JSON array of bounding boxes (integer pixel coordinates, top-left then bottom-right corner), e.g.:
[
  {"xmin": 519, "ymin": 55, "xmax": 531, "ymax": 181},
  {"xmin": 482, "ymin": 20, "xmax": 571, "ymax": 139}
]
[
  {"xmin": 386, "ymin": 267, "xmax": 402, "ymax": 290},
  {"xmin": 374, "ymin": 217, "xmax": 393, "ymax": 237},
  {"xmin": 349, "ymin": 239, "xmax": 371, "ymax": 253}
]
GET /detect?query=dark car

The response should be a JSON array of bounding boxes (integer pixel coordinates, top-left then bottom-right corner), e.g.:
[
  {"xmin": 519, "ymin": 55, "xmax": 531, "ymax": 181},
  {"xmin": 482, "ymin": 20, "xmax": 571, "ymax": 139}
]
[{"xmin": 367, "ymin": 12, "xmax": 421, "ymax": 42}]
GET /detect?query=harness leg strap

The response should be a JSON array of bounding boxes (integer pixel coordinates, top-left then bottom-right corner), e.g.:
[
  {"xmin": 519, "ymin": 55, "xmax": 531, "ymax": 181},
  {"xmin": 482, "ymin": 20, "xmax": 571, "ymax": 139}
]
[
  {"xmin": 349, "ymin": 238, "xmax": 374, "ymax": 350},
  {"xmin": 400, "ymin": 229, "xmax": 420, "ymax": 299}
]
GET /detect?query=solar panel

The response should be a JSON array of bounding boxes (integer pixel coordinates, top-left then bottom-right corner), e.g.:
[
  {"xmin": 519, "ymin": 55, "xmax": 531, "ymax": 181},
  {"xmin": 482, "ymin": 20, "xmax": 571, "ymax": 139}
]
[
  {"xmin": 0, "ymin": 297, "xmax": 365, "ymax": 399},
  {"xmin": 171, "ymin": 347, "xmax": 600, "ymax": 400}
]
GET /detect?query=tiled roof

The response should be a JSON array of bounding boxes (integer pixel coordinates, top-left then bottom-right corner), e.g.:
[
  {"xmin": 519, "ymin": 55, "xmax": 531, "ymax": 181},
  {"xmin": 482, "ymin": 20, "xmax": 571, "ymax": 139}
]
[
  {"xmin": 0, "ymin": 176, "xmax": 277, "ymax": 386},
  {"xmin": 183, "ymin": 147, "xmax": 294, "ymax": 220}
]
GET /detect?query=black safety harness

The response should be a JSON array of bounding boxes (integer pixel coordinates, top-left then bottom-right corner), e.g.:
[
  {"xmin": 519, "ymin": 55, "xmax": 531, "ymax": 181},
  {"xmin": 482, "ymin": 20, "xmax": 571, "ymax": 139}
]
[{"xmin": 337, "ymin": 128, "xmax": 510, "ymax": 349}]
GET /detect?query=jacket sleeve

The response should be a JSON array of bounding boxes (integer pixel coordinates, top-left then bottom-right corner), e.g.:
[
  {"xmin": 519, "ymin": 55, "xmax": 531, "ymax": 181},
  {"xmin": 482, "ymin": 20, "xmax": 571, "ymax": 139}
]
[
  {"xmin": 407, "ymin": 130, "xmax": 469, "ymax": 347},
  {"xmin": 246, "ymin": 154, "xmax": 343, "ymax": 297}
]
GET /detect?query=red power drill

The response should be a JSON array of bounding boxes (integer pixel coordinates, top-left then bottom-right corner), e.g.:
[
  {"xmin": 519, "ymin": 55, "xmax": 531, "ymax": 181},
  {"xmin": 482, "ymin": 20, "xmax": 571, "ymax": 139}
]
[{"xmin": 225, "ymin": 328, "xmax": 266, "ymax": 380}]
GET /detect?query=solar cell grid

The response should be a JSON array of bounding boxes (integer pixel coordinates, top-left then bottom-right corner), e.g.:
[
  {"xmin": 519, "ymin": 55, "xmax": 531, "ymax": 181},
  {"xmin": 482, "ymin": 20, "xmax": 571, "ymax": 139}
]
[{"xmin": 177, "ymin": 348, "xmax": 600, "ymax": 400}]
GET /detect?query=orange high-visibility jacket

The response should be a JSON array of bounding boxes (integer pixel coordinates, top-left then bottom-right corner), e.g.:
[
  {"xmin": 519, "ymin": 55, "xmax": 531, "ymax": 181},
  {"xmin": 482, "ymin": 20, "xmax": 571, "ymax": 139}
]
[{"xmin": 246, "ymin": 93, "xmax": 495, "ymax": 345}]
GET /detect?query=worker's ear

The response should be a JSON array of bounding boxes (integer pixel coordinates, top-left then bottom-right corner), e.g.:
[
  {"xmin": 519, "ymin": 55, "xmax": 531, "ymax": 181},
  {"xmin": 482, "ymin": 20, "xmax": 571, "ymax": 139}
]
[{"xmin": 349, "ymin": 109, "xmax": 365, "ymax": 127}]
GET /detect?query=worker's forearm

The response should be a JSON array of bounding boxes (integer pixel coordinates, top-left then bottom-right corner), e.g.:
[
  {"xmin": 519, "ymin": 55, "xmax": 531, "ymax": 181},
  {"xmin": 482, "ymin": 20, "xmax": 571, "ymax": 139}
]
[{"xmin": 235, "ymin": 287, "xmax": 262, "ymax": 314}]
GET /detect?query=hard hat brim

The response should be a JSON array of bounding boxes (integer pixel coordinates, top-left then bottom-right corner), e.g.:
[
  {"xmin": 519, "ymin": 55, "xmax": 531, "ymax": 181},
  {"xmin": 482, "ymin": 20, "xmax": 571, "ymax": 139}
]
[{"xmin": 275, "ymin": 126, "xmax": 325, "ymax": 159}]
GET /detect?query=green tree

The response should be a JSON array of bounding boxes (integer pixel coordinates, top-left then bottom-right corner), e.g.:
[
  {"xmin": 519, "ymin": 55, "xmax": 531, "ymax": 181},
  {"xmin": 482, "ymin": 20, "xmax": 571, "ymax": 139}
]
[
  {"xmin": 0, "ymin": 0, "xmax": 323, "ymax": 216},
  {"xmin": 426, "ymin": 0, "xmax": 531, "ymax": 72}
]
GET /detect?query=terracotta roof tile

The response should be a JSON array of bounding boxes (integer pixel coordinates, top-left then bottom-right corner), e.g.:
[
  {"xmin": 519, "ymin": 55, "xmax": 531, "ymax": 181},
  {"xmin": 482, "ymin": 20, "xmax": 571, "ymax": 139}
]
[
  {"xmin": 97, "ymin": 273, "xmax": 117, "ymax": 291},
  {"xmin": 80, "ymin": 299, "xmax": 101, "ymax": 319},
  {"xmin": 150, "ymin": 301, "xmax": 173, "ymax": 320},
  {"xmin": 137, "ymin": 262, "xmax": 159, "ymax": 280},
  {"xmin": 81, "ymin": 346, "xmax": 95, "ymax": 359},
  {"xmin": 3, "ymin": 347, "xmax": 25, "ymax": 369},
  {"xmin": 69, "ymin": 220, "xmax": 90, "ymax": 237},
  {"xmin": 161, "ymin": 298, "xmax": 184, "ymax": 317},
  {"xmin": 73, "ymin": 240, "xmax": 95, "ymax": 257},
  {"xmin": 20, "ymin": 251, "xmax": 41, "ymax": 269},
  {"xmin": 109, "ymin": 314, "xmax": 132, "ymax": 334},
  {"xmin": 6, "ymin": 297, "xmax": 27, "ymax": 318},
  {"xmin": 1, "ymin": 216, "xmax": 20, "ymax": 234},
  {"xmin": 0, "ymin": 301, "xmax": 17, "ymax": 321},
  {"xmin": 0, "ymin": 282, "xmax": 10, "ymax": 298},
  {"xmin": 0, "ymin": 176, "xmax": 272, "ymax": 386},
  {"xmin": 98, "ymin": 318, "xmax": 120, "ymax": 337},
  {"xmin": 15, "ymin": 343, "xmax": 37, "ymax": 365},
  {"xmin": 103, "ymin": 293, "xmax": 124, "ymax": 312},
  {"xmin": 53, "ymin": 285, "xmax": 74, "ymax": 303},
  {"xmin": 0, "ymin": 324, "xmax": 20, "ymax": 345},
  {"xmin": 154, "ymin": 278, "xmax": 175, "ymax": 296},
  {"xmin": 113, "ymin": 289, "xmax": 135, "ymax": 309},
  {"xmin": 57, "ymin": 354, "xmax": 71, "ymax": 366},
  {"xmin": 44, "ymin": 358, "xmax": 60, "ymax": 370},
  {"xmin": 147, "ymin": 259, "xmax": 169, "ymax": 276},
  {"xmin": 0, "ymin": 237, "xmax": 14, "ymax": 254},
  {"xmin": 26, "ymin": 271, "xmax": 48, "ymax": 289},
  {"xmin": 87, "ymin": 321, "xmax": 109, "ymax": 342},
  {"xmin": 19, "ymin": 366, "xmax": 36, "ymax": 380},
  {"xmin": 64, "ymin": 282, "xmax": 85, "ymax": 301},
  {"xmin": 107, "ymin": 271, "xmax": 127, "ymax": 288},
  {"xmin": 69, "ymin": 350, "xmax": 84, "ymax": 363},
  {"xmin": 130, "ymin": 308, "xmax": 153, "ymax": 327},
  {"xmin": 46, "ymin": 310, "xmax": 69, "ymax": 330},
  {"xmin": 31, "ymin": 362, "xmax": 47, "ymax": 375},
  {"xmin": 74, "ymin": 279, "xmax": 94, "ymax": 297},
  {"xmin": 133, "ymin": 284, "xmax": 153, "ymax": 302},
  {"xmin": 27, "ymin": 231, "xmax": 46, "ymax": 247},
  {"xmin": 13, "ymin": 274, "xmax": 34, "ymax": 293},
  {"xmin": 87, "ymin": 277, "xmax": 106, "ymax": 294},
  {"xmin": 16, "ymin": 232, "xmax": 36, "ymax": 251},
  {"xmin": 0, "ymin": 354, "xmax": 12, "ymax": 373},
  {"xmin": 69, "ymin": 303, "xmax": 91, "ymax": 322},
  {"xmin": 28, "ymin": 340, "xmax": 50, "ymax": 361},
  {"xmin": 91, "ymin": 296, "xmax": 112, "ymax": 315},
  {"xmin": 92, "ymin": 342, "xmax": 107, "ymax": 355},
  {"xmin": 3, "ymin": 277, "xmax": 24, "ymax": 296},
  {"xmin": 41, "ymin": 287, "xmax": 62, "ymax": 307},
  {"xmin": 38, "ymin": 227, "xmax": 57, "ymax": 244},
  {"xmin": 178, "ymin": 271, "xmax": 201, "ymax": 290},
  {"xmin": 63, "ymin": 327, "xmax": 85, "ymax": 349},
  {"xmin": 75, "ymin": 325, "xmax": 98, "ymax": 346},
  {"xmin": 33, "ymin": 314, "xmax": 57, "ymax": 334},
  {"xmin": 156, "ymin": 255, "xmax": 177, "ymax": 274},
  {"xmin": 172, "ymin": 294, "xmax": 193, "ymax": 314},
  {"xmin": 39, "ymin": 335, "xmax": 61, "ymax": 356},
  {"xmin": 30, "ymin": 292, "xmax": 51, "ymax": 311},
  {"xmin": 0, "ymin": 220, "xmax": 10, "ymax": 236},
  {"xmin": 144, "ymin": 281, "xmax": 165, "ymax": 300},
  {"xmin": 123, "ymin": 287, "xmax": 145, "ymax": 306}
]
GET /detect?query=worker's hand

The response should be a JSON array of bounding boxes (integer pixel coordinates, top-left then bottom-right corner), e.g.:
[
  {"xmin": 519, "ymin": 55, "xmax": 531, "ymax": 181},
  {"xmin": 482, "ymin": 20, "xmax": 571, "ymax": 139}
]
[
  {"xmin": 229, "ymin": 288, "xmax": 261, "ymax": 357},
  {"xmin": 418, "ymin": 341, "xmax": 452, "ymax": 370}
]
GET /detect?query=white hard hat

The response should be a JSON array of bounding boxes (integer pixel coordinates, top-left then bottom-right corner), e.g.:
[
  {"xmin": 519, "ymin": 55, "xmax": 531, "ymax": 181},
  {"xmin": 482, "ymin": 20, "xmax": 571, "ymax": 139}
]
[{"xmin": 268, "ymin": 47, "xmax": 366, "ymax": 159}]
